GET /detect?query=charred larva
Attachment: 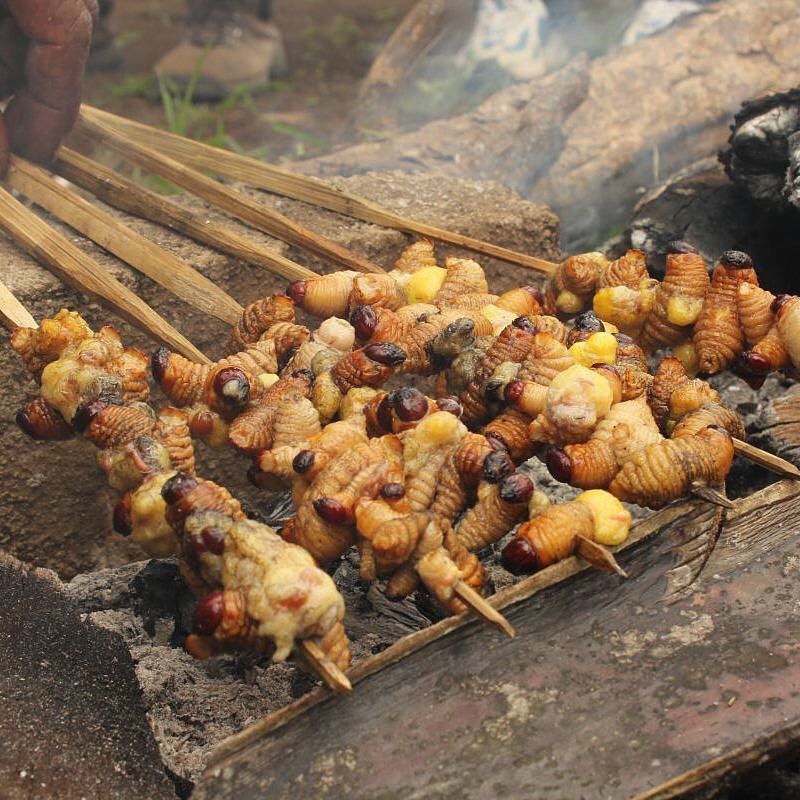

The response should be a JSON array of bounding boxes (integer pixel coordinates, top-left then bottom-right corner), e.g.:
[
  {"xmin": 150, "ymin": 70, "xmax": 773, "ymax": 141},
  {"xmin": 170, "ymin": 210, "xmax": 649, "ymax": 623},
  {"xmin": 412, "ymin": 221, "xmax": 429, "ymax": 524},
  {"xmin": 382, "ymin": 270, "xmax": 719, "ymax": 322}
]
[
  {"xmin": 16, "ymin": 398, "xmax": 74, "ymax": 441},
  {"xmin": 693, "ymin": 251, "xmax": 759, "ymax": 374},
  {"xmin": 640, "ymin": 242, "xmax": 710, "ymax": 351}
]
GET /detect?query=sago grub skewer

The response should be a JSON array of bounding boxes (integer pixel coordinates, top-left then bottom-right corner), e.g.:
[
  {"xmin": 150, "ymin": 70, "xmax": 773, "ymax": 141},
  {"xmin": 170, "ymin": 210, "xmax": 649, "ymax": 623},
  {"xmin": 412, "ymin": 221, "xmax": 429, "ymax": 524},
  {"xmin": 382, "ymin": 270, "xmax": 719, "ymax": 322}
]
[
  {"xmin": 81, "ymin": 104, "xmax": 558, "ymax": 276},
  {"xmin": 0, "ymin": 288, "xmax": 351, "ymax": 696},
  {"xmin": 54, "ymin": 148, "xmax": 317, "ymax": 284},
  {"xmin": 0, "ymin": 184, "xmax": 208, "ymax": 362},
  {"xmin": 76, "ymin": 112, "xmax": 384, "ymax": 276},
  {"xmin": 7, "ymin": 156, "xmax": 243, "ymax": 326}
]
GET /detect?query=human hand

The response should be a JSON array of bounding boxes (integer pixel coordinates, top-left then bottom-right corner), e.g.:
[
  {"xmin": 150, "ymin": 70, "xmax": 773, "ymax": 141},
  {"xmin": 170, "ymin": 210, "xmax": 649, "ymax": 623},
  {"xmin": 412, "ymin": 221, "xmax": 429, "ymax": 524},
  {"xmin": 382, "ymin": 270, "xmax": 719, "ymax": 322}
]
[{"xmin": 0, "ymin": 0, "xmax": 98, "ymax": 174}]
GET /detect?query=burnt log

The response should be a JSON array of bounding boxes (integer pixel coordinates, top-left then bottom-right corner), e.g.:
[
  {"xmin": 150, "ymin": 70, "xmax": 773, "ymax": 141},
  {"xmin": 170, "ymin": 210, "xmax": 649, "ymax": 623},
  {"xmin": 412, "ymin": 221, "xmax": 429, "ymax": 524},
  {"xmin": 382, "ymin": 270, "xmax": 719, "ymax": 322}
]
[{"xmin": 194, "ymin": 480, "xmax": 800, "ymax": 800}]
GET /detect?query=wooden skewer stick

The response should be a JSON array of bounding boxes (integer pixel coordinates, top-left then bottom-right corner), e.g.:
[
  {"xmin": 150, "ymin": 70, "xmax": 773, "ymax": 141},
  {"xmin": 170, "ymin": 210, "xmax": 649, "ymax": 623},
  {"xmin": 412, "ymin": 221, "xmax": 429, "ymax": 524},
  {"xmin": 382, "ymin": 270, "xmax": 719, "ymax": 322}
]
[
  {"xmin": 53, "ymin": 148, "xmax": 317, "ymax": 283},
  {"xmin": 81, "ymin": 104, "xmax": 558, "ymax": 276},
  {"xmin": 690, "ymin": 483, "xmax": 735, "ymax": 509},
  {"xmin": 734, "ymin": 438, "xmax": 800, "ymax": 480},
  {"xmin": 576, "ymin": 535, "xmax": 628, "ymax": 578},
  {"xmin": 0, "ymin": 278, "xmax": 37, "ymax": 331},
  {"xmin": 453, "ymin": 581, "xmax": 516, "ymax": 639},
  {"xmin": 76, "ymin": 112, "xmax": 385, "ymax": 276},
  {"xmin": 297, "ymin": 640, "xmax": 353, "ymax": 695},
  {"xmin": 0, "ymin": 185, "xmax": 209, "ymax": 363},
  {"xmin": 7, "ymin": 156, "xmax": 244, "ymax": 326}
]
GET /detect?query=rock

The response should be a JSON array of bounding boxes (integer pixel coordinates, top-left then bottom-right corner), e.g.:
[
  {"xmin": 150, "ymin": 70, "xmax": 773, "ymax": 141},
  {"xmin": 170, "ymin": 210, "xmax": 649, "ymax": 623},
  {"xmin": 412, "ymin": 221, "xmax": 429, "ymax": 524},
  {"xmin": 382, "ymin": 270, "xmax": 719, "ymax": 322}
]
[
  {"xmin": 0, "ymin": 173, "xmax": 559, "ymax": 577},
  {"xmin": 0, "ymin": 551, "xmax": 174, "ymax": 799},
  {"xmin": 305, "ymin": 0, "xmax": 800, "ymax": 250},
  {"xmin": 623, "ymin": 158, "xmax": 800, "ymax": 292},
  {"xmin": 621, "ymin": 0, "xmax": 702, "ymax": 45},
  {"xmin": 750, "ymin": 382, "xmax": 800, "ymax": 471},
  {"xmin": 720, "ymin": 87, "xmax": 800, "ymax": 214},
  {"xmin": 301, "ymin": 56, "xmax": 591, "ymax": 198}
]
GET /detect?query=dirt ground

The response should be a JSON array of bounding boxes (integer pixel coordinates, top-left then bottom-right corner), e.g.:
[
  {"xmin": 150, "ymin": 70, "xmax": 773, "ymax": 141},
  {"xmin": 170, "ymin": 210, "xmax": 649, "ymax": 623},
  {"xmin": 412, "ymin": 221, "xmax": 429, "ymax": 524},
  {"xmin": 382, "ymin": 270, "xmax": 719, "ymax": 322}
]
[{"xmin": 86, "ymin": 0, "xmax": 417, "ymax": 161}]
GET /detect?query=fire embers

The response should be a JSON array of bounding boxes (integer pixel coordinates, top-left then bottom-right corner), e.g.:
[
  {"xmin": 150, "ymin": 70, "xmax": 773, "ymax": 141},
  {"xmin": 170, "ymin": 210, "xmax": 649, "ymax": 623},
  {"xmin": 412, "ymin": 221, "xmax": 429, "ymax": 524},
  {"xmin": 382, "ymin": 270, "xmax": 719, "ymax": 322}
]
[
  {"xmin": 693, "ymin": 251, "xmax": 759, "ymax": 374},
  {"xmin": 502, "ymin": 490, "xmax": 631, "ymax": 575},
  {"xmin": 184, "ymin": 512, "xmax": 349, "ymax": 667}
]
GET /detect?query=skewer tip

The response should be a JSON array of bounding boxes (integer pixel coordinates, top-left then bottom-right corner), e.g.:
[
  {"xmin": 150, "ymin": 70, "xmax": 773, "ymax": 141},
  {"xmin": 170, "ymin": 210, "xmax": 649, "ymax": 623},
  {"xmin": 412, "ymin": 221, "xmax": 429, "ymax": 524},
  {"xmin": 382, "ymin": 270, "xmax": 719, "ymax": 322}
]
[
  {"xmin": 298, "ymin": 639, "xmax": 353, "ymax": 694},
  {"xmin": 454, "ymin": 581, "xmax": 516, "ymax": 638}
]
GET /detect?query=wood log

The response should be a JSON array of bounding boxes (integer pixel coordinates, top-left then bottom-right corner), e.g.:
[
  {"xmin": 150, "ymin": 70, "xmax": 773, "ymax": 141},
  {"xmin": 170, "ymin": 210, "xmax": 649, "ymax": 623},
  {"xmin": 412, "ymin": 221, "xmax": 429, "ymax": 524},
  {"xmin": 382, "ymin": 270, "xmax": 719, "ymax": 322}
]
[{"xmin": 194, "ymin": 481, "xmax": 800, "ymax": 799}]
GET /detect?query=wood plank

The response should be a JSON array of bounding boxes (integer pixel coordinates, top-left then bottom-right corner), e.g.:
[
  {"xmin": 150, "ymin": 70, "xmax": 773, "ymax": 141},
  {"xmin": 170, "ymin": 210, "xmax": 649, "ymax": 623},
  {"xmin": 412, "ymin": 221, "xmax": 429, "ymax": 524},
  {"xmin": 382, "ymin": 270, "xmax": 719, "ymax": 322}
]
[
  {"xmin": 6, "ymin": 156, "xmax": 243, "ymax": 326},
  {"xmin": 80, "ymin": 104, "xmax": 558, "ymax": 275},
  {"xmin": 75, "ymin": 112, "xmax": 385, "ymax": 276},
  {"xmin": 195, "ymin": 481, "xmax": 800, "ymax": 799}
]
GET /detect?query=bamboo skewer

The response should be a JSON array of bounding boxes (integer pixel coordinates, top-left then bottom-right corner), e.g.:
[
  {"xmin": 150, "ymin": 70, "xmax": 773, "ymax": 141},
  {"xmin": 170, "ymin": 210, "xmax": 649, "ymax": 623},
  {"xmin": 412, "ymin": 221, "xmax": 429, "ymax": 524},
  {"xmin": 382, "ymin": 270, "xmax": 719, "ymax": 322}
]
[
  {"xmin": 454, "ymin": 582, "xmax": 516, "ymax": 638},
  {"xmin": 76, "ymin": 112, "xmax": 385, "ymax": 276},
  {"xmin": 7, "ymin": 156, "xmax": 243, "ymax": 326},
  {"xmin": 53, "ymin": 148, "xmax": 317, "ymax": 283},
  {"xmin": 733, "ymin": 438, "xmax": 800, "ymax": 480},
  {"xmin": 0, "ymin": 279, "xmax": 37, "ymax": 331},
  {"xmin": 297, "ymin": 640, "xmax": 353, "ymax": 695},
  {"xmin": 690, "ymin": 483, "xmax": 735, "ymax": 509},
  {"xmin": 0, "ymin": 184, "xmax": 208, "ymax": 362},
  {"xmin": 80, "ymin": 104, "xmax": 559, "ymax": 276}
]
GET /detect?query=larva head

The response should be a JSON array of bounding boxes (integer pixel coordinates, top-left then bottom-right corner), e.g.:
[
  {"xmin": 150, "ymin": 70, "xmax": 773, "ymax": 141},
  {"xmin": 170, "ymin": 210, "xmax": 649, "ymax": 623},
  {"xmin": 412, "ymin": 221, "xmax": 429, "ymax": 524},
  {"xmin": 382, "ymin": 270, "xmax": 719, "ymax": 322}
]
[
  {"xmin": 286, "ymin": 280, "xmax": 307, "ymax": 306},
  {"xmin": 512, "ymin": 315, "xmax": 537, "ymax": 334},
  {"xmin": 390, "ymin": 387, "xmax": 428, "ymax": 422},
  {"xmin": 161, "ymin": 472, "xmax": 199, "ymax": 505},
  {"xmin": 545, "ymin": 447, "xmax": 573, "ymax": 484},
  {"xmin": 313, "ymin": 497, "xmax": 349, "ymax": 525},
  {"xmin": 150, "ymin": 346, "xmax": 170, "ymax": 384},
  {"xmin": 349, "ymin": 305, "xmax": 378, "ymax": 342},
  {"xmin": 381, "ymin": 482, "xmax": 405, "ymax": 501},
  {"xmin": 292, "ymin": 449, "xmax": 316, "ymax": 474},
  {"xmin": 363, "ymin": 342, "xmax": 407, "ymax": 366},
  {"xmin": 436, "ymin": 396, "xmax": 463, "ymax": 418},
  {"xmin": 483, "ymin": 449, "xmax": 515, "ymax": 483},
  {"xmin": 72, "ymin": 399, "xmax": 109, "ymax": 432},
  {"xmin": 187, "ymin": 523, "xmax": 226, "ymax": 560},
  {"xmin": 501, "ymin": 536, "xmax": 540, "ymax": 575},
  {"xmin": 719, "ymin": 250, "xmax": 753, "ymax": 270},
  {"xmin": 499, "ymin": 473, "xmax": 534, "ymax": 504},
  {"xmin": 666, "ymin": 241, "xmax": 699, "ymax": 255},
  {"xmin": 772, "ymin": 294, "xmax": 797, "ymax": 317},
  {"xmin": 211, "ymin": 367, "xmax": 251, "ymax": 408},
  {"xmin": 193, "ymin": 591, "xmax": 225, "ymax": 636},
  {"xmin": 113, "ymin": 494, "xmax": 133, "ymax": 536}
]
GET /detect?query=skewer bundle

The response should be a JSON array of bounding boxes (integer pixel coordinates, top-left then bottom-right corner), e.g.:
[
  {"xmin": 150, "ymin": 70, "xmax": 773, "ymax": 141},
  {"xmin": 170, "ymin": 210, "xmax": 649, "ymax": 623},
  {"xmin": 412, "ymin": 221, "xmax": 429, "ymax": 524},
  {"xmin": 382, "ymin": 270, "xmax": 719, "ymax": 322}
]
[{"xmin": 2, "ymin": 108, "xmax": 799, "ymax": 697}]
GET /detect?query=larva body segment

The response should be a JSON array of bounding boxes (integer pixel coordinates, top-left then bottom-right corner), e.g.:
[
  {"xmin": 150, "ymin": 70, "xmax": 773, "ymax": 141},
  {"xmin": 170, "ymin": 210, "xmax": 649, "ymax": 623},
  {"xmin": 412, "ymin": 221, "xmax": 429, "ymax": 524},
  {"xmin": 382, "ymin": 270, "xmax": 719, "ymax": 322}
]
[
  {"xmin": 443, "ymin": 292, "xmax": 500, "ymax": 311},
  {"xmin": 350, "ymin": 273, "xmax": 406, "ymax": 311},
  {"xmin": 107, "ymin": 348, "xmax": 150, "ymax": 403},
  {"xmin": 354, "ymin": 499, "xmax": 429, "ymax": 571},
  {"xmin": 331, "ymin": 345, "xmax": 406, "ymax": 393},
  {"xmin": 775, "ymin": 295, "xmax": 800, "ymax": 369},
  {"xmin": 126, "ymin": 471, "xmax": 180, "ymax": 558},
  {"xmin": 455, "ymin": 481, "xmax": 530, "ymax": 552},
  {"xmin": 10, "ymin": 309, "xmax": 93, "ymax": 375},
  {"xmin": 694, "ymin": 254, "xmax": 758, "ymax": 374},
  {"xmin": 552, "ymin": 396, "xmax": 663, "ymax": 488},
  {"xmin": 81, "ymin": 402, "xmax": 155, "ymax": 450},
  {"xmin": 597, "ymin": 249, "xmax": 649, "ymax": 289},
  {"xmin": 748, "ymin": 326, "xmax": 790, "ymax": 372},
  {"xmin": 640, "ymin": 248, "xmax": 709, "ymax": 351},
  {"xmin": 156, "ymin": 406, "xmax": 196, "ymax": 474},
  {"xmin": 516, "ymin": 332, "xmax": 574, "ymax": 385},
  {"xmin": 667, "ymin": 378, "xmax": 720, "ymax": 423},
  {"xmin": 16, "ymin": 398, "xmax": 74, "ymax": 441},
  {"xmin": 648, "ymin": 357, "xmax": 689, "ymax": 429},
  {"xmin": 609, "ymin": 427, "xmax": 734, "ymax": 508},
  {"xmin": 231, "ymin": 294, "xmax": 296, "ymax": 350},
  {"xmin": 394, "ymin": 238, "xmax": 437, "ymax": 273},
  {"xmin": 496, "ymin": 286, "xmax": 543, "ymax": 317},
  {"xmin": 549, "ymin": 252, "xmax": 608, "ymax": 313},
  {"xmin": 429, "ymin": 450, "xmax": 470, "ymax": 522},
  {"xmin": 290, "ymin": 271, "xmax": 359, "ymax": 318},
  {"xmin": 151, "ymin": 348, "xmax": 209, "ymax": 407},
  {"xmin": 484, "ymin": 408, "xmax": 535, "ymax": 462},
  {"xmin": 503, "ymin": 502, "xmax": 594, "ymax": 573},
  {"xmin": 262, "ymin": 321, "xmax": 311, "ymax": 360},
  {"xmin": 671, "ymin": 403, "xmax": 745, "ymax": 440},
  {"xmin": 163, "ymin": 474, "xmax": 245, "ymax": 537},
  {"xmin": 737, "ymin": 283, "xmax": 776, "ymax": 346},
  {"xmin": 434, "ymin": 258, "xmax": 489, "ymax": 306}
]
